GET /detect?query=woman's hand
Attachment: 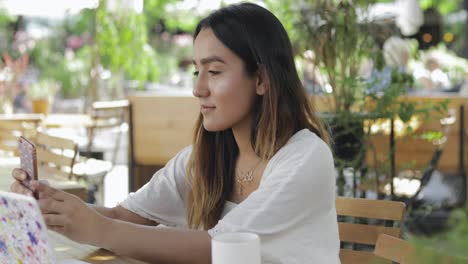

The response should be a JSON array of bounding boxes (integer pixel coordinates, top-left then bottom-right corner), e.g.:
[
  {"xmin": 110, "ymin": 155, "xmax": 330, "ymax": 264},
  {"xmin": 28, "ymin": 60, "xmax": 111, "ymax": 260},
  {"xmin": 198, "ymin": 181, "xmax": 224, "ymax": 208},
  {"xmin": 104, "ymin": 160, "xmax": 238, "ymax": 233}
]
[
  {"xmin": 10, "ymin": 168, "xmax": 35, "ymax": 197},
  {"xmin": 32, "ymin": 180, "xmax": 111, "ymax": 246}
]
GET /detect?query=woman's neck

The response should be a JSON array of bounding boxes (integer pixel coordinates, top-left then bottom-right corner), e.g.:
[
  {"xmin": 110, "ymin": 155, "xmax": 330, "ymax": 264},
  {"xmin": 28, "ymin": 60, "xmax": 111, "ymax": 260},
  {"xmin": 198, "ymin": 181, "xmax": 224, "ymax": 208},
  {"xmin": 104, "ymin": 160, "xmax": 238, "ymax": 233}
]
[{"xmin": 232, "ymin": 122, "xmax": 256, "ymax": 158}]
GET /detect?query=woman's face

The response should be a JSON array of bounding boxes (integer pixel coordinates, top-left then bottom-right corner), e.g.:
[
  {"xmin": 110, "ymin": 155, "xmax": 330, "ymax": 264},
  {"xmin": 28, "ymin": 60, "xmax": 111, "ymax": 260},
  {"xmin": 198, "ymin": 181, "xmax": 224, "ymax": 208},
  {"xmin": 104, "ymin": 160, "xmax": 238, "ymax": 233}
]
[{"xmin": 192, "ymin": 28, "xmax": 262, "ymax": 132}]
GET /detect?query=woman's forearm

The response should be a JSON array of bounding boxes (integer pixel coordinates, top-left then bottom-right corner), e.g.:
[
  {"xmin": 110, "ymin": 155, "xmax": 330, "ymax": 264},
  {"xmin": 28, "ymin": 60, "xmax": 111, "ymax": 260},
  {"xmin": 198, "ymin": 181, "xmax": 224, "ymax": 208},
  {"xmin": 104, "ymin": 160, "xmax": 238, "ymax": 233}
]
[
  {"xmin": 99, "ymin": 218, "xmax": 211, "ymax": 264},
  {"xmin": 88, "ymin": 204, "xmax": 158, "ymax": 226},
  {"xmin": 88, "ymin": 204, "xmax": 116, "ymax": 219}
]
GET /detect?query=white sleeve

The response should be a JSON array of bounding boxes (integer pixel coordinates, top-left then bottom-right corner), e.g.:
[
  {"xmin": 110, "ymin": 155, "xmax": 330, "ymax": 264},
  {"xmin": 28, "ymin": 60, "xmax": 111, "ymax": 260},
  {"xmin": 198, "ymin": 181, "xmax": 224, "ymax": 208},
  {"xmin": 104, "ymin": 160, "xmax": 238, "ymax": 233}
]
[
  {"xmin": 119, "ymin": 146, "xmax": 192, "ymax": 227},
  {"xmin": 208, "ymin": 137, "xmax": 336, "ymax": 236}
]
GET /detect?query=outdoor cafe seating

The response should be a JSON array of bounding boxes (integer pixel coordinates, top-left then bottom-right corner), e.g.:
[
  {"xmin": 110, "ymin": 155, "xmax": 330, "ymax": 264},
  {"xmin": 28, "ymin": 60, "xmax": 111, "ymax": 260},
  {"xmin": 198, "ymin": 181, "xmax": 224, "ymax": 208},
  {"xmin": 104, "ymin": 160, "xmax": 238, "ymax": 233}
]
[{"xmin": 1, "ymin": 0, "xmax": 467, "ymax": 262}]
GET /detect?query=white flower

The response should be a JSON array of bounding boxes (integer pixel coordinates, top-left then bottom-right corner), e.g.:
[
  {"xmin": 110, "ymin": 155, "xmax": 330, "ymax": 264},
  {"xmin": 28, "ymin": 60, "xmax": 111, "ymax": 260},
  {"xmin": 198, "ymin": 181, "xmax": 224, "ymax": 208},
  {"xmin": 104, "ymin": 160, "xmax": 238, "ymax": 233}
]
[{"xmin": 396, "ymin": 0, "xmax": 423, "ymax": 36}]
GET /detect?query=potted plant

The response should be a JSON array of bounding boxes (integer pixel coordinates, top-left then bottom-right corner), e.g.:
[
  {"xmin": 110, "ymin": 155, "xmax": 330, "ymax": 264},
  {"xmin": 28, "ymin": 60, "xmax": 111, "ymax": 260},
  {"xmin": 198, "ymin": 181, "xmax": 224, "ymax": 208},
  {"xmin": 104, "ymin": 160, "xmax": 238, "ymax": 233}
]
[{"xmin": 27, "ymin": 79, "xmax": 60, "ymax": 115}]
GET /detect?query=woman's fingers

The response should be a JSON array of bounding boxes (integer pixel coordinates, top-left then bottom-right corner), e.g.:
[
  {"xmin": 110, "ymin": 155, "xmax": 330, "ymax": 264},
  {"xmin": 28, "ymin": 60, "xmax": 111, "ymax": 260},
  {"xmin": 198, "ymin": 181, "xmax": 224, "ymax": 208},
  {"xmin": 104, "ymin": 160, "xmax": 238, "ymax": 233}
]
[
  {"xmin": 43, "ymin": 213, "xmax": 67, "ymax": 228},
  {"xmin": 10, "ymin": 181, "xmax": 34, "ymax": 197},
  {"xmin": 38, "ymin": 197, "xmax": 68, "ymax": 214},
  {"xmin": 12, "ymin": 168, "xmax": 27, "ymax": 181},
  {"xmin": 49, "ymin": 226, "xmax": 65, "ymax": 235},
  {"xmin": 32, "ymin": 180, "xmax": 67, "ymax": 201},
  {"xmin": 10, "ymin": 168, "xmax": 35, "ymax": 197},
  {"xmin": 39, "ymin": 179, "xmax": 50, "ymax": 186}
]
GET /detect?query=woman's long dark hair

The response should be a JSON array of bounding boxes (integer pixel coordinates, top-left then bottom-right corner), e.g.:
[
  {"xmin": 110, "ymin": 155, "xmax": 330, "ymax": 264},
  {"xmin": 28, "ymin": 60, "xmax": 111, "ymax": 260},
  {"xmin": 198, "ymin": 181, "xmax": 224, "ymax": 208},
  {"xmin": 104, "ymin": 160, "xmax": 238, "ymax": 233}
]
[{"xmin": 186, "ymin": 3, "xmax": 330, "ymax": 229}]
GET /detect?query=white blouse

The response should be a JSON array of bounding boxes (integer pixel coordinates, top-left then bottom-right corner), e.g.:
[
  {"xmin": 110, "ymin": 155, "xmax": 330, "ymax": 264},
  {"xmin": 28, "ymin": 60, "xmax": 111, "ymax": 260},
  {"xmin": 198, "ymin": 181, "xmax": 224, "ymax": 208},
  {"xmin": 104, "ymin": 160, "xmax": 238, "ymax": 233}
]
[{"xmin": 120, "ymin": 129, "xmax": 340, "ymax": 263}]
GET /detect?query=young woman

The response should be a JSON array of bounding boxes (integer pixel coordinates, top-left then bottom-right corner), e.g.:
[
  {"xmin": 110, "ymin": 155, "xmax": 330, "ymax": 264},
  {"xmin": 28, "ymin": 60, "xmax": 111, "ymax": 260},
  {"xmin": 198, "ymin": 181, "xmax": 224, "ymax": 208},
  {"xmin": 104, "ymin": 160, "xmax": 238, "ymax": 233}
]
[{"xmin": 11, "ymin": 3, "xmax": 340, "ymax": 263}]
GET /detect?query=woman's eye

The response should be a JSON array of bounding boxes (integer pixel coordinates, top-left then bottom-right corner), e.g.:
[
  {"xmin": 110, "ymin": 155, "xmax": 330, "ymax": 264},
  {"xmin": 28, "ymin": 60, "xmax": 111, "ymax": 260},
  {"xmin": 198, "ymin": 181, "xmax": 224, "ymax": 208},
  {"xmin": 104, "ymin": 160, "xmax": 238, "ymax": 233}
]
[
  {"xmin": 193, "ymin": 71, "xmax": 199, "ymax": 76},
  {"xmin": 208, "ymin": 70, "xmax": 221, "ymax": 75}
]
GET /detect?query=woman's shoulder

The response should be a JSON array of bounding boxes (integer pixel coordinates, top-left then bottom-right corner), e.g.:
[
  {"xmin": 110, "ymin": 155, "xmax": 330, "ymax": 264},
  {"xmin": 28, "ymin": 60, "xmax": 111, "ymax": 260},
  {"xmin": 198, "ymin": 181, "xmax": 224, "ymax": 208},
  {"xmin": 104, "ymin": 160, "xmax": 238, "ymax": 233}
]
[
  {"xmin": 278, "ymin": 129, "xmax": 332, "ymax": 159},
  {"xmin": 173, "ymin": 145, "xmax": 193, "ymax": 160},
  {"xmin": 266, "ymin": 129, "xmax": 333, "ymax": 172},
  {"xmin": 259, "ymin": 129, "xmax": 335, "ymax": 196},
  {"xmin": 165, "ymin": 145, "xmax": 193, "ymax": 170}
]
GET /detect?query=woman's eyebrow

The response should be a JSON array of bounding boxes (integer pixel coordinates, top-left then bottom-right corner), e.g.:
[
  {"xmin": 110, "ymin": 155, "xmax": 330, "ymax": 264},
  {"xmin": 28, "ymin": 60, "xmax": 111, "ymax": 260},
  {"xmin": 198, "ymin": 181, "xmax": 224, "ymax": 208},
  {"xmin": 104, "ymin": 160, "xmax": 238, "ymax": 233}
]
[{"xmin": 192, "ymin": 56, "xmax": 226, "ymax": 65}]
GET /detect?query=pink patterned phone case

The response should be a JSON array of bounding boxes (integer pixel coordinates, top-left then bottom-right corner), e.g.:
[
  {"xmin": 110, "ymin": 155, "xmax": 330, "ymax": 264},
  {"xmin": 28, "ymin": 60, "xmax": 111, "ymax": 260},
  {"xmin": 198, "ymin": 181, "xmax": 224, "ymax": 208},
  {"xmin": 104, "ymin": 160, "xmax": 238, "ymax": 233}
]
[{"xmin": 19, "ymin": 136, "xmax": 38, "ymax": 192}]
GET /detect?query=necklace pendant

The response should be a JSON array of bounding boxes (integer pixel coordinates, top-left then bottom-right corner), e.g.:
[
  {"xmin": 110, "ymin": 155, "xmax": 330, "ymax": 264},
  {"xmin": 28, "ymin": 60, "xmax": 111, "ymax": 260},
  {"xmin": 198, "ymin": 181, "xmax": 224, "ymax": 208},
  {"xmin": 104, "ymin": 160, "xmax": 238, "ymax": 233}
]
[{"xmin": 245, "ymin": 171, "xmax": 253, "ymax": 181}]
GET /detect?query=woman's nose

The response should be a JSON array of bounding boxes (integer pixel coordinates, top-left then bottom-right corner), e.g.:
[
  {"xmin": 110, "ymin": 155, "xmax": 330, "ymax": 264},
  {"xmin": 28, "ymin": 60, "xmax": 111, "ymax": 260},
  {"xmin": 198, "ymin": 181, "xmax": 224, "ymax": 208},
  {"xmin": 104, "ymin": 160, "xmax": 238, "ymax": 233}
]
[{"xmin": 193, "ymin": 77, "xmax": 209, "ymax": 98}]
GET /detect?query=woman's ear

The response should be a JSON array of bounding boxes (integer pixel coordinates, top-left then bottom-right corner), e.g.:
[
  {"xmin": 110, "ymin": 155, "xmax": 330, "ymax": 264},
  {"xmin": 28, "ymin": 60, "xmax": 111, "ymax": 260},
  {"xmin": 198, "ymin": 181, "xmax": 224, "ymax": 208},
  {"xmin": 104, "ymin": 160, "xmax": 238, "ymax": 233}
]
[{"xmin": 255, "ymin": 65, "xmax": 269, "ymax": 95}]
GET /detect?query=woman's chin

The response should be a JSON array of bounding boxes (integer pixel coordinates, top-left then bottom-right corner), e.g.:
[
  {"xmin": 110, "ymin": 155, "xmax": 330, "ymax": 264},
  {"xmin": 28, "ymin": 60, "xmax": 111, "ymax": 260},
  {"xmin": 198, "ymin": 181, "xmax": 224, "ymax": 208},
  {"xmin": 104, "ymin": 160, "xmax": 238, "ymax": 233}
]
[{"xmin": 202, "ymin": 121, "xmax": 229, "ymax": 132}]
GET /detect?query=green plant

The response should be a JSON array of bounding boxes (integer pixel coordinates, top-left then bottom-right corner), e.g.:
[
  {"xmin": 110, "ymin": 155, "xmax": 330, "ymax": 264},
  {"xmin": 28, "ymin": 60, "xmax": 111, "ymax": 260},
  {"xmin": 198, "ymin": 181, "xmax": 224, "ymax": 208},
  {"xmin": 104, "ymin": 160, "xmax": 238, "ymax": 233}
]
[
  {"xmin": 30, "ymin": 38, "xmax": 89, "ymax": 99},
  {"xmin": 266, "ymin": 0, "xmax": 448, "ymax": 196},
  {"xmin": 410, "ymin": 209, "xmax": 468, "ymax": 262},
  {"xmin": 0, "ymin": 7, "xmax": 15, "ymax": 55},
  {"xmin": 27, "ymin": 79, "xmax": 60, "ymax": 100},
  {"xmin": 145, "ymin": 0, "xmax": 198, "ymax": 34},
  {"xmin": 277, "ymin": 1, "xmax": 446, "ymax": 124},
  {"xmin": 96, "ymin": 0, "xmax": 159, "ymax": 89}
]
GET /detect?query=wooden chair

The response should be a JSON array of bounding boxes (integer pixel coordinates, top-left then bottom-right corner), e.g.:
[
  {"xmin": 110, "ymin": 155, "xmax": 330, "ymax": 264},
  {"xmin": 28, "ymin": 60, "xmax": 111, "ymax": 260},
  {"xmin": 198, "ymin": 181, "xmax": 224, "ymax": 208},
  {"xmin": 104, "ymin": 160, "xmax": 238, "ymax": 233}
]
[
  {"xmin": 36, "ymin": 132, "xmax": 87, "ymax": 201},
  {"xmin": 0, "ymin": 117, "xmax": 42, "ymax": 155},
  {"xmin": 336, "ymin": 196, "xmax": 406, "ymax": 264},
  {"xmin": 374, "ymin": 233, "xmax": 467, "ymax": 264},
  {"xmin": 81, "ymin": 99, "xmax": 129, "ymax": 164},
  {"xmin": 36, "ymin": 132, "xmax": 111, "ymax": 204}
]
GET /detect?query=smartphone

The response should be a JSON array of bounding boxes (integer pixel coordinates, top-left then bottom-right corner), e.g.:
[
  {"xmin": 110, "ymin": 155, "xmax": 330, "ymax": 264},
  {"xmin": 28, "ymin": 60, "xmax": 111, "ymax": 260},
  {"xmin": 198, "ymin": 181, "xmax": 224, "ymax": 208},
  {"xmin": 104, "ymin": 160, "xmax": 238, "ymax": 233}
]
[{"xmin": 19, "ymin": 136, "xmax": 38, "ymax": 198}]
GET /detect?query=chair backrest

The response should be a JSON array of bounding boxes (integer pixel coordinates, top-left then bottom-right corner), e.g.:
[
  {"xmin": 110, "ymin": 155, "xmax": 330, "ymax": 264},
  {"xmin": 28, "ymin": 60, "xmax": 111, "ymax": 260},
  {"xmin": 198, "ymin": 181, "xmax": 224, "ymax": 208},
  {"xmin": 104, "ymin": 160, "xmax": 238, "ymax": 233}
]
[
  {"xmin": 374, "ymin": 233, "xmax": 466, "ymax": 264},
  {"xmin": 36, "ymin": 132, "xmax": 78, "ymax": 180},
  {"xmin": 0, "ymin": 118, "xmax": 42, "ymax": 155},
  {"xmin": 374, "ymin": 234, "xmax": 415, "ymax": 263},
  {"xmin": 336, "ymin": 196, "xmax": 406, "ymax": 264},
  {"xmin": 85, "ymin": 99, "xmax": 129, "ymax": 162},
  {"xmin": 90, "ymin": 99, "xmax": 129, "ymax": 127}
]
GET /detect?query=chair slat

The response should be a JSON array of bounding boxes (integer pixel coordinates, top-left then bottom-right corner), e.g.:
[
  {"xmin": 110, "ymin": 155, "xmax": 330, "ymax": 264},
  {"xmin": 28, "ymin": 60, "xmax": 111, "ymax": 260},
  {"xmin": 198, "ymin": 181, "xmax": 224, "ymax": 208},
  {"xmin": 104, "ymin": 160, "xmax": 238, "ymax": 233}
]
[
  {"xmin": 0, "ymin": 144, "xmax": 19, "ymax": 152},
  {"xmin": 374, "ymin": 234, "xmax": 468, "ymax": 264},
  {"xmin": 39, "ymin": 166, "xmax": 73, "ymax": 180},
  {"xmin": 0, "ymin": 121, "xmax": 25, "ymax": 130},
  {"xmin": 0, "ymin": 119, "xmax": 40, "ymax": 155},
  {"xmin": 374, "ymin": 234, "xmax": 413, "ymax": 263},
  {"xmin": 340, "ymin": 248, "xmax": 391, "ymax": 264},
  {"xmin": 339, "ymin": 222, "xmax": 402, "ymax": 245},
  {"xmin": 37, "ymin": 148, "xmax": 74, "ymax": 167},
  {"xmin": 336, "ymin": 196, "xmax": 406, "ymax": 264},
  {"xmin": 336, "ymin": 197, "xmax": 406, "ymax": 221},
  {"xmin": 92, "ymin": 99, "xmax": 129, "ymax": 110},
  {"xmin": 0, "ymin": 130, "xmax": 19, "ymax": 139},
  {"xmin": 37, "ymin": 133, "xmax": 77, "ymax": 150}
]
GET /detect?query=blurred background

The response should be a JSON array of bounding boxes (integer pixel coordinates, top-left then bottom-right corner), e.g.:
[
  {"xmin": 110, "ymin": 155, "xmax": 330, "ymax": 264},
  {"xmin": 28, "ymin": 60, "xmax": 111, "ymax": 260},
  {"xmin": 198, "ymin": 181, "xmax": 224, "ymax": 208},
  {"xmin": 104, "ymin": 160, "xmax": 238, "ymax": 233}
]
[
  {"xmin": 0, "ymin": 0, "xmax": 467, "ymax": 261},
  {"xmin": 0, "ymin": 0, "xmax": 466, "ymax": 110}
]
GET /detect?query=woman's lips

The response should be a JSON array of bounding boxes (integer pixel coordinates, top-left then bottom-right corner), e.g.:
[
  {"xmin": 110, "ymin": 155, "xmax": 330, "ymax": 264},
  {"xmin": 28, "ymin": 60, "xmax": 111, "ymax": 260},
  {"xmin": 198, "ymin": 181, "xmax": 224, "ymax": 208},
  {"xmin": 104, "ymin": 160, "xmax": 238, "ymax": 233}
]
[{"xmin": 201, "ymin": 105, "xmax": 216, "ymax": 114}]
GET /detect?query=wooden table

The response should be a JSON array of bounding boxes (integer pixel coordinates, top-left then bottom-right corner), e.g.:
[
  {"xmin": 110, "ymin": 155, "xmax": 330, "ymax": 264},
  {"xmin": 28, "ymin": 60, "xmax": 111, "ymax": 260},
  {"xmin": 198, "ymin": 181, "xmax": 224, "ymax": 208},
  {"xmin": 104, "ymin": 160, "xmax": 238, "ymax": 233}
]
[
  {"xmin": 0, "ymin": 113, "xmax": 43, "ymax": 122},
  {"xmin": 0, "ymin": 113, "xmax": 93, "ymax": 128},
  {"xmin": 45, "ymin": 114, "xmax": 93, "ymax": 128},
  {"xmin": 0, "ymin": 157, "xmax": 146, "ymax": 264},
  {"xmin": 50, "ymin": 231, "xmax": 146, "ymax": 263}
]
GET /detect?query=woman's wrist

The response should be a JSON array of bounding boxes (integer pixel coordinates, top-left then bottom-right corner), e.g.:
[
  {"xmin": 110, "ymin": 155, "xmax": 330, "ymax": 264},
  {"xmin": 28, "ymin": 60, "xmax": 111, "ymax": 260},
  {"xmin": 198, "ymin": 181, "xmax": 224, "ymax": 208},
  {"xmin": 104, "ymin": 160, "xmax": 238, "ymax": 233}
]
[{"xmin": 93, "ymin": 213, "xmax": 116, "ymax": 249}]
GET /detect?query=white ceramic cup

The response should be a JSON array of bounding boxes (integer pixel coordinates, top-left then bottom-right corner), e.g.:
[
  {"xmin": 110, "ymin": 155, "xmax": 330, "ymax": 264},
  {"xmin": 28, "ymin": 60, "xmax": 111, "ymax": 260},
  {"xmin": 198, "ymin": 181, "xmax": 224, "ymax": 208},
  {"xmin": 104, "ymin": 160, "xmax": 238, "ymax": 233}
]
[{"xmin": 211, "ymin": 232, "xmax": 261, "ymax": 264}]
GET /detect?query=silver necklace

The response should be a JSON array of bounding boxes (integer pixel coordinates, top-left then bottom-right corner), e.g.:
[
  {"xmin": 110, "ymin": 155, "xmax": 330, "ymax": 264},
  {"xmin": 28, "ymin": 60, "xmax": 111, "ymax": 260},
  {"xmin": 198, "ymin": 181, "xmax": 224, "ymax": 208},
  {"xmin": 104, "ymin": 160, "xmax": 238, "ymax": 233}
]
[{"xmin": 236, "ymin": 159, "xmax": 262, "ymax": 195}]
